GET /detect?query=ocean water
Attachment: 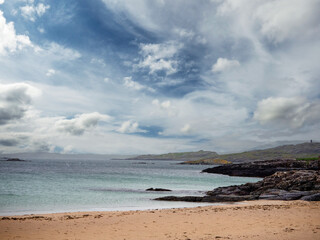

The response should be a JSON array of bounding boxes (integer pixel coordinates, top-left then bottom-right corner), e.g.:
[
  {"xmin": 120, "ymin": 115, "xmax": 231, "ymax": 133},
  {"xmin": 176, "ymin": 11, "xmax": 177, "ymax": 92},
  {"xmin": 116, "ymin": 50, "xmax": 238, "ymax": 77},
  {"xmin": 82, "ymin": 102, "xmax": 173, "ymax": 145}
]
[{"xmin": 0, "ymin": 159, "xmax": 260, "ymax": 215}]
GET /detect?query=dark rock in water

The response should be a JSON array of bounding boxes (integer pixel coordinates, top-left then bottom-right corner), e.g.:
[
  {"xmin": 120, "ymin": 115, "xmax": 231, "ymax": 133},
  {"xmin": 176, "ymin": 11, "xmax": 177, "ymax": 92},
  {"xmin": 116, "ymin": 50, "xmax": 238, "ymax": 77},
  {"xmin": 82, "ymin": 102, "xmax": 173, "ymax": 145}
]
[
  {"xmin": 146, "ymin": 188, "xmax": 172, "ymax": 192},
  {"xmin": 155, "ymin": 170, "xmax": 320, "ymax": 202},
  {"xmin": 156, "ymin": 194, "xmax": 257, "ymax": 202},
  {"xmin": 6, "ymin": 158, "xmax": 26, "ymax": 162},
  {"xmin": 155, "ymin": 196, "xmax": 202, "ymax": 202},
  {"xmin": 202, "ymin": 159, "xmax": 319, "ymax": 177}
]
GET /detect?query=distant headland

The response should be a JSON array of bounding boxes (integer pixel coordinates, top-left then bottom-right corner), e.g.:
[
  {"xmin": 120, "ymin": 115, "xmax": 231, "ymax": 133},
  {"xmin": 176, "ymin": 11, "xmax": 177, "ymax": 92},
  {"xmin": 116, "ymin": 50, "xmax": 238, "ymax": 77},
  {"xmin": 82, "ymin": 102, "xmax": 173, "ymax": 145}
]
[{"xmin": 123, "ymin": 142, "xmax": 320, "ymax": 164}]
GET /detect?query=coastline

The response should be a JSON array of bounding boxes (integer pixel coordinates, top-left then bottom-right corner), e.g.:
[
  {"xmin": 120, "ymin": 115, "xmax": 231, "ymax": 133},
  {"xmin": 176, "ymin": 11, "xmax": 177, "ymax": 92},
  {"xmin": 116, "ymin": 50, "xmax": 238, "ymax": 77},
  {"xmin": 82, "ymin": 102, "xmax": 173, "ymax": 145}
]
[
  {"xmin": 0, "ymin": 201, "xmax": 219, "ymax": 217},
  {"xmin": 1, "ymin": 200, "xmax": 320, "ymax": 240}
]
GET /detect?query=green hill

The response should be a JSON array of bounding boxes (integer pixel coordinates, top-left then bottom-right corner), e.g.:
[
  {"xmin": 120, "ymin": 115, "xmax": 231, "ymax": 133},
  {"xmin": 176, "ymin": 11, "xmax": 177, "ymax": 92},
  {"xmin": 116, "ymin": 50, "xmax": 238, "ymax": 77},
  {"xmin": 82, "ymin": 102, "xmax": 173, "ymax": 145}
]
[
  {"xmin": 126, "ymin": 150, "xmax": 219, "ymax": 161},
  {"xmin": 218, "ymin": 142, "xmax": 320, "ymax": 163},
  {"xmin": 126, "ymin": 142, "xmax": 320, "ymax": 164}
]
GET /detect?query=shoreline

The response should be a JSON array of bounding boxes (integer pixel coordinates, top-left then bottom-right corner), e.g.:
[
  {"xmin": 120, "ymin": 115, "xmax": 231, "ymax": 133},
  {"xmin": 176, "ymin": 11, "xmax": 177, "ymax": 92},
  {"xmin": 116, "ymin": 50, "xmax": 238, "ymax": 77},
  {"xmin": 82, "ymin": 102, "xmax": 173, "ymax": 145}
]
[
  {"xmin": 1, "ymin": 200, "xmax": 320, "ymax": 240},
  {"xmin": 0, "ymin": 201, "xmax": 222, "ymax": 217}
]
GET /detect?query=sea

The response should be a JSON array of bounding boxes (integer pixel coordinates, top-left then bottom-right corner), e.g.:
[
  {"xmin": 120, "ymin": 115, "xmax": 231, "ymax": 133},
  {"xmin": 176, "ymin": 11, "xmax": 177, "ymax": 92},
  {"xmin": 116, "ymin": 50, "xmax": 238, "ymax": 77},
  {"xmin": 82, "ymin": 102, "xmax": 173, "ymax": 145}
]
[{"xmin": 0, "ymin": 158, "xmax": 260, "ymax": 216}]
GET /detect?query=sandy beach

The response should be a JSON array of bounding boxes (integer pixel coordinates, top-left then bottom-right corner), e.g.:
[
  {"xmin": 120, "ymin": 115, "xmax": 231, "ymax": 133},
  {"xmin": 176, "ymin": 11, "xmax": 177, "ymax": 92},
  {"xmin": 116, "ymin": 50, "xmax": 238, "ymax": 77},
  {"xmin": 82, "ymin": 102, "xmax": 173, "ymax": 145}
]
[{"xmin": 1, "ymin": 200, "xmax": 320, "ymax": 240}]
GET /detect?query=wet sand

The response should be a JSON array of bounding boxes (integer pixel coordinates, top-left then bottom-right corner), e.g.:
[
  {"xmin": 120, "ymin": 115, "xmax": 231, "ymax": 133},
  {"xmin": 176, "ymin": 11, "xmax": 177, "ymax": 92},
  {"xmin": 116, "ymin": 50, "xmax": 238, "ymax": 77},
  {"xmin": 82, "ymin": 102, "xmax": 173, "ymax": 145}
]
[{"xmin": 1, "ymin": 200, "xmax": 320, "ymax": 240}]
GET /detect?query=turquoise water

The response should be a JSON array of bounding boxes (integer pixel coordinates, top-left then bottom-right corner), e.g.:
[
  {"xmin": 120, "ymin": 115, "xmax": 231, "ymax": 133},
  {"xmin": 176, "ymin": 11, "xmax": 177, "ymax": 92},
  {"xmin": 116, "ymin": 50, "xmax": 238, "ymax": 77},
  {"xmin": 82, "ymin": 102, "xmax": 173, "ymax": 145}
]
[{"xmin": 0, "ymin": 159, "xmax": 260, "ymax": 215}]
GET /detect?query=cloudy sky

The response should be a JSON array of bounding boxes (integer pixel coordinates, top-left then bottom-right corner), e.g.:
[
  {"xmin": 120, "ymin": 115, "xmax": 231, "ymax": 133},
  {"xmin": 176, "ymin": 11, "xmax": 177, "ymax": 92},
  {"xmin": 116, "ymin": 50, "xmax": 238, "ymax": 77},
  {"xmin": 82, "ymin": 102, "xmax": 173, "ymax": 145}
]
[{"xmin": 0, "ymin": 0, "xmax": 320, "ymax": 154}]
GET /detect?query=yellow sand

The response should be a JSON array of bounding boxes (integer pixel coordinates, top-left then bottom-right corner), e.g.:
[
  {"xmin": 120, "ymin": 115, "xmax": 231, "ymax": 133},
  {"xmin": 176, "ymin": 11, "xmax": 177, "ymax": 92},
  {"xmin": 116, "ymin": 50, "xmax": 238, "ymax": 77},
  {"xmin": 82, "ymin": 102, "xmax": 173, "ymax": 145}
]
[{"xmin": 1, "ymin": 200, "xmax": 320, "ymax": 240}]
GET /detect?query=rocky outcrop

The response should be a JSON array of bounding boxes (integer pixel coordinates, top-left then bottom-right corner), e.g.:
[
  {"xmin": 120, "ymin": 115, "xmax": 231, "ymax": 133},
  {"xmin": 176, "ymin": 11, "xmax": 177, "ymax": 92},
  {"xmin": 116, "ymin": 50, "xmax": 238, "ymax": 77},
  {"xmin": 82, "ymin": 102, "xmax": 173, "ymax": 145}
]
[
  {"xmin": 155, "ymin": 170, "xmax": 320, "ymax": 202},
  {"xmin": 202, "ymin": 159, "xmax": 319, "ymax": 177}
]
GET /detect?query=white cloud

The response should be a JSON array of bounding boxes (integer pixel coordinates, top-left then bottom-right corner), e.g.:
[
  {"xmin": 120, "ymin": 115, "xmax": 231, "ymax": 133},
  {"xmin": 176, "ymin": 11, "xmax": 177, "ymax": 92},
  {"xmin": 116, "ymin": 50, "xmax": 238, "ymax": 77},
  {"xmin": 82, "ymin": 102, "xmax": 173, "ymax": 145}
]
[
  {"xmin": 104, "ymin": 77, "xmax": 110, "ymax": 83},
  {"xmin": 140, "ymin": 57, "xmax": 177, "ymax": 74},
  {"xmin": 117, "ymin": 120, "xmax": 145, "ymax": 134},
  {"xmin": 46, "ymin": 69, "xmax": 55, "ymax": 77},
  {"xmin": 180, "ymin": 123, "xmax": 191, "ymax": 133},
  {"xmin": 173, "ymin": 28, "xmax": 194, "ymax": 39},
  {"xmin": 151, "ymin": 99, "xmax": 159, "ymax": 105},
  {"xmin": 137, "ymin": 42, "xmax": 182, "ymax": 75},
  {"xmin": 90, "ymin": 58, "xmax": 106, "ymax": 66},
  {"xmin": 38, "ymin": 27, "xmax": 45, "ymax": 33},
  {"xmin": 35, "ymin": 3, "xmax": 50, "ymax": 16},
  {"xmin": 0, "ymin": 0, "xmax": 4, "ymax": 5},
  {"xmin": 212, "ymin": 58, "xmax": 240, "ymax": 72},
  {"xmin": 40, "ymin": 42, "xmax": 81, "ymax": 60},
  {"xmin": 161, "ymin": 100, "xmax": 171, "ymax": 109},
  {"xmin": 101, "ymin": 0, "xmax": 161, "ymax": 31},
  {"xmin": 150, "ymin": 99, "xmax": 178, "ymax": 120},
  {"xmin": 150, "ymin": 94, "xmax": 246, "ymax": 139},
  {"xmin": 253, "ymin": 0, "xmax": 320, "ymax": 43},
  {"xmin": 123, "ymin": 76, "xmax": 143, "ymax": 90},
  {"xmin": 140, "ymin": 41, "xmax": 179, "ymax": 61},
  {"xmin": 152, "ymin": 99, "xmax": 172, "ymax": 109},
  {"xmin": 0, "ymin": 83, "xmax": 41, "ymax": 125},
  {"xmin": 254, "ymin": 97, "xmax": 320, "ymax": 128},
  {"xmin": 123, "ymin": 76, "xmax": 154, "ymax": 92},
  {"xmin": 0, "ymin": 11, "xmax": 32, "ymax": 55},
  {"xmin": 216, "ymin": 0, "xmax": 320, "ymax": 44},
  {"xmin": 101, "ymin": 0, "xmax": 205, "ymax": 35},
  {"xmin": 20, "ymin": 3, "xmax": 50, "ymax": 22},
  {"xmin": 55, "ymin": 112, "xmax": 111, "ymax": 136}
]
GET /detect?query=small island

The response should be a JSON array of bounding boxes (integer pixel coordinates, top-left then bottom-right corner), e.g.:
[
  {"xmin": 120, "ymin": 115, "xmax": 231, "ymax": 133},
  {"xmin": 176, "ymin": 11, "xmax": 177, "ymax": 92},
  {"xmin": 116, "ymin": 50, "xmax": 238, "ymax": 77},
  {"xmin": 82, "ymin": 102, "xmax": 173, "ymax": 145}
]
[
  {"xmin": 5, "ymin": 158, "xmax": 26, "ymax": 162},
  {"xmin": 146, "ymin": 188, "xmax": 172, "ymax": 192}
]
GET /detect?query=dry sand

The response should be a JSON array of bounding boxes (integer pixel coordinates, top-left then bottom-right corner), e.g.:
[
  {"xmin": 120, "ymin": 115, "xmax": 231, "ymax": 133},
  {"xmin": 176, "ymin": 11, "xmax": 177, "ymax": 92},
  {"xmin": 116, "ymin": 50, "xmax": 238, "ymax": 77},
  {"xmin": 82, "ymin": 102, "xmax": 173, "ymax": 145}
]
[{"xmin": 1, "ymin": 200, "xmax": 320, "ymax": 240}]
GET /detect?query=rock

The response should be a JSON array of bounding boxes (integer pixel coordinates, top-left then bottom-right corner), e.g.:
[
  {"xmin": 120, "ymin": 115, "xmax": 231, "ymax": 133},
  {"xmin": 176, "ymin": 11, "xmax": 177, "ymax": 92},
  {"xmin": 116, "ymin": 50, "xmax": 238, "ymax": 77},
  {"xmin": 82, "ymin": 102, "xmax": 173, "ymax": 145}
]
[
  {"xmin": 6, "ymin": 158, "xmax": 26, "ymax": 162},
  {"xmin": 155, "ymin": 196, "xmax": 203, "ymax": 202},
  {"xmin": 202, "ymin": 194, "xmax": 257, "ymax": 202},
  {"xmin": 202, "ymin": 159, "xmax": 319, "ymax": 177},
  {"xmin": 155, "ymin": 170, "xmax": 320, "ymax": 203},
  {"xmin": 259, "ymin": 189, "xmax": 311, "ymax": 200},
  {"xmin": 301, "ymin": 193, "xmax": 320, "ymax": 201},
  {"xmin": 156, "ymin": 194, "xmax": 257, "ymax": 202},
  {"xmin": 146, "ymin": 188, "xmax": 172, "ymax": 192}
]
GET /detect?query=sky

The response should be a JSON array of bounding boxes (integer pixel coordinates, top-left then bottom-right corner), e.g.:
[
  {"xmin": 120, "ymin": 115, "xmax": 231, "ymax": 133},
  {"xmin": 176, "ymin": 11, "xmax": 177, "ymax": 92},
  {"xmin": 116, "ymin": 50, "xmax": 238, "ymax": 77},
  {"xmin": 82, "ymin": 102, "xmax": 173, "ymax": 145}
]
[{"xmin": 0, "ymin": 0, "xmax": 320, "ymax": 155}]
